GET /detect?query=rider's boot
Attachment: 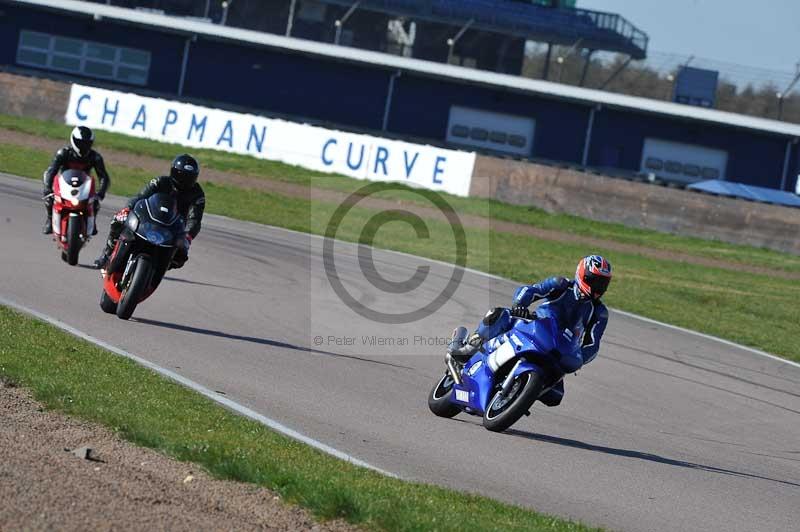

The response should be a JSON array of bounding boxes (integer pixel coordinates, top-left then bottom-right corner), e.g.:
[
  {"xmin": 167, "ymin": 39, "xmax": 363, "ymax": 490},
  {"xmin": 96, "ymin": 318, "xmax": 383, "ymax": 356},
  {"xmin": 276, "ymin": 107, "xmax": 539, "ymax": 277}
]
[
  {"xmin": 93, "ymin": 240, "xmax": 113, "ymax": 270},
  {"xmin": 448, "ymin": 331, "xmax": 482, "ymax": 363},
  {"xmin": 42, "ymin": 214, "xmax": 53, "ymax": 235},
  {"xmin": 93, "ymin": 251, "xmax": 109, "ymax": 270}
]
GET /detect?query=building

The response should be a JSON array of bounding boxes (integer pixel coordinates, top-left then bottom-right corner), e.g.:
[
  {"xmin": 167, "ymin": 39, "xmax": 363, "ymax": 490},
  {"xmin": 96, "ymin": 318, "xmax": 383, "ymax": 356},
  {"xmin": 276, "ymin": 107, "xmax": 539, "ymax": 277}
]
[{"xmin": 1, "ymin": 0, "xmax": 798, "ymax": 191}]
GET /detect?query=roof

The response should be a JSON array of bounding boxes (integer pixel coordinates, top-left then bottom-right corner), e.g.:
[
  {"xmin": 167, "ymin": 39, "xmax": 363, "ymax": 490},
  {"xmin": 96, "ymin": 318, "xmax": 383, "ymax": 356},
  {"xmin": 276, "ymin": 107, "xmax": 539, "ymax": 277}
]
[
  {"xmin": 11, "ymin": 0, "xmax": 800, "ymax": 139},
  {"xmin": 688, "ymin": 180, "xmax": 800, "ymax": 208},
  {"xmin": 315, "ymin": 0, "xmax": 648, "ymax": 58}
]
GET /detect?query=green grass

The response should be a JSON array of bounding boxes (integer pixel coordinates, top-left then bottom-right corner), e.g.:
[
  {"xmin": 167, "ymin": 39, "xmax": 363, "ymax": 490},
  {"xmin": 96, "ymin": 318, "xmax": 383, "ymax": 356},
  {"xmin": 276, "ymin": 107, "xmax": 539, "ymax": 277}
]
[
  {"xmin": 0, "ymin": 305, "xmax": 597, "ymax": 532},
  {"xmin": 3, "ymin": 112, "xmax": 800, "ymax": 274},
  {"xmin": 2, "ymin": 140, "xmax": 797, "ymax": 361}
]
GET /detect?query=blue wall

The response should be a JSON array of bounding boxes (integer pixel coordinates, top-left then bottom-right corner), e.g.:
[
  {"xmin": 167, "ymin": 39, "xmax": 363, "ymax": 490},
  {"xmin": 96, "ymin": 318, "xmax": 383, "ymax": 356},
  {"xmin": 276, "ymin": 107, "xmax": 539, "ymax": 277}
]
[
  {"xmin": 389, "ymin": 75, "xmax": 591, "ymax": 164},
  {"xmin": 590, "ymin": 108, "xmax": 795, "ymax": 188},
  {"xmin": 184, "ymin": 39, "xmax": 391, "ymax": 130},
  {"xmin": 2, "ymin": 2, "xmax": 797, "ymax": 190},
  {"xmin": 4, "ymin": 4, "xmax": 184, "ymax": 94}
]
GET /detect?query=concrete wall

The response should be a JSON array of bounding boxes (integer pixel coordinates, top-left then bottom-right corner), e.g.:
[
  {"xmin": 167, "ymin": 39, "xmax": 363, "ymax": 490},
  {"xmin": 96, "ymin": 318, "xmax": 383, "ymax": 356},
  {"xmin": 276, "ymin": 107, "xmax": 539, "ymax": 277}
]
[
  {"xmin": 0, "ymin": 71, "xmax": 69, "ymax": 123},
  {"xmin": 1, "ymin": 71, "xmax": 797, "ymax": 254},
  {"xmin": 471, "ymin": 155, "xmax": 800, "ymax": 255}
]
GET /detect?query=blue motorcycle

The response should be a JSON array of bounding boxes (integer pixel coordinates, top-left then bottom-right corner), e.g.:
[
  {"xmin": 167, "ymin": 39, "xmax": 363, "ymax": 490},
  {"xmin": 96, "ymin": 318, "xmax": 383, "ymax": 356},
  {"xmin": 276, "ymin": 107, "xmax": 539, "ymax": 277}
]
[{"xmin": 428, "ymin": 307, "xmax": 584, "ymax": 432}]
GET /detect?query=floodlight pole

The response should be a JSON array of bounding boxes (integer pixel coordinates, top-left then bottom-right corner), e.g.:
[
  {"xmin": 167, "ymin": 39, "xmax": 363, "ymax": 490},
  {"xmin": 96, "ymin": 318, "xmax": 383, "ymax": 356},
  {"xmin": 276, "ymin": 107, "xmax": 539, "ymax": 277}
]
[
  {"xmin": 777, "ymin": 65, "xmax": 800, "ymax": 120},
  {"xmin": 579, "ymin": 49, "xmax": 595, "ymax": 86},
  {"xmin": 542, "ymin": 43, "xmax": 553, "ymax": 80},
  {"xmin": 556, "ymin": 38, "xmax": 582, "ymax": 83},
  {"xmin": 334, "ymin": 1, "xmax": 362, "ymax": 45},
  {"xmin": 221, "ymin": 0, "xmax": 233, "ymax": 26},
  {"xmin": 286, "ymin": 0, "xmax": 297, "ymax": 36},
  {"xmin": 446, "ymin": 18, "xmax": 475, "ymax": 64},
  {"xmin": 598, "ymin": 56, "xmax": 632, "ymax": 90}
]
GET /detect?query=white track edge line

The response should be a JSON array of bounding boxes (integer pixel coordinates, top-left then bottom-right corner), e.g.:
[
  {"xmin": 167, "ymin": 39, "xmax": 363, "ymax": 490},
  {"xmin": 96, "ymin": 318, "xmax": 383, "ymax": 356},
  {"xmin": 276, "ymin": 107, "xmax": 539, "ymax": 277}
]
[
  {"xmin": 0, "ymin": 295, "xmax": 399, "ymax": 478},
  {"xmin": 207, "ymin": 215, "xmax": 800, "ymax": 369},
  {"xmin": 3, "ymin": 174, "xmax": 797, "ymax": 368}
]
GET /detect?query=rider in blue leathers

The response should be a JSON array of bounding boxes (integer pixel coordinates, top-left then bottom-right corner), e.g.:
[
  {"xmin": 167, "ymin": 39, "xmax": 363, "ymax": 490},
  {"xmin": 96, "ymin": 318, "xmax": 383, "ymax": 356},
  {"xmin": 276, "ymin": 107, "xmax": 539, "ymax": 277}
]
[{"xmin": 450, "ymin": 255, "xmax": 612, "ymax": 406}]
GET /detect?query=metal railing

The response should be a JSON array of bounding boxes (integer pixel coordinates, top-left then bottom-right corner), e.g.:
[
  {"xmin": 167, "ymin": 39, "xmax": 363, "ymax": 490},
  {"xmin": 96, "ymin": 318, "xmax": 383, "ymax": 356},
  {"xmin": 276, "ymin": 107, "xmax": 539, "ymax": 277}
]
[{"xmin": 319, "ymin": 0, "xmax": 648, "ymax": 57}]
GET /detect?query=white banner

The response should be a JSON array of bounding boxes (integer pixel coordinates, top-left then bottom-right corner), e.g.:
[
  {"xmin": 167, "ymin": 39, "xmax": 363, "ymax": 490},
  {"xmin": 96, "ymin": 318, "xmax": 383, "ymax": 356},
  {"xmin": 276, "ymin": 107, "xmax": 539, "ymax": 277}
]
[{"xmin": 65, "ymin": 84, "xmax": 475, "ymax": 196}]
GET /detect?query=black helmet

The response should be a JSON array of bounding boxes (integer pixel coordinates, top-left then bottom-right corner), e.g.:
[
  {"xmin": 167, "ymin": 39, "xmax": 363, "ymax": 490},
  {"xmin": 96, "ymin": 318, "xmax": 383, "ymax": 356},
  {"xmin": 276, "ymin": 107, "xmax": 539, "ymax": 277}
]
[
  {"xmin": 169, "ymin": 154, "xmax": 199, "ymax": 191},
  {"xmin": 70, "ymin": 126, "xmax": 94, "ymax": 158}
]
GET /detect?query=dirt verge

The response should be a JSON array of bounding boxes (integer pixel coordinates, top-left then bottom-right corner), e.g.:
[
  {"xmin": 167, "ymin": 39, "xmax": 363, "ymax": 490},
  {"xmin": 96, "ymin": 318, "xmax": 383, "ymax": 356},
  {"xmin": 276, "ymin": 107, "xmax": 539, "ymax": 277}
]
[
  {"xmin": 0, "ymin": 380, "xmax": 354, "ymax": 531},
  {"xmin": 1, "ymin": 127, "xmax": 796, "ymax": 280}
]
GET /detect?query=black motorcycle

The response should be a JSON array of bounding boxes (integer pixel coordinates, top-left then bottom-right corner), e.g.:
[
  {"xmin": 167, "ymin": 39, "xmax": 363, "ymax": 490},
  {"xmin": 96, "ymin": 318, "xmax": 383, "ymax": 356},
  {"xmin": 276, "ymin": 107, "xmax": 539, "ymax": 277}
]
[{"xmin": 100, "ymin": 193, "xmax": 186, "ymax": 320}]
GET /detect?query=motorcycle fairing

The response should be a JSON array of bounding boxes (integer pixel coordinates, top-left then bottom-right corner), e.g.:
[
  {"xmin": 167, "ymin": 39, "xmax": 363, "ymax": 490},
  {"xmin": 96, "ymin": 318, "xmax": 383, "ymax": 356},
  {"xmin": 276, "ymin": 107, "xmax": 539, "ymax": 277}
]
[{"xmin": 449, "ymin": 315, "xmax": 583, "ymax": 414}]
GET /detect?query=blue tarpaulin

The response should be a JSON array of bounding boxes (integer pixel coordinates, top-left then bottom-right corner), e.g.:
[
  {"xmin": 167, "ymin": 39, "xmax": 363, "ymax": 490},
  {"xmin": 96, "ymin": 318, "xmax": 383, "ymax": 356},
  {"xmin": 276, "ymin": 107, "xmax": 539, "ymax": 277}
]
[{"xmin": 688, "ymin": 180, "xmax": 800, "ymax": 208}]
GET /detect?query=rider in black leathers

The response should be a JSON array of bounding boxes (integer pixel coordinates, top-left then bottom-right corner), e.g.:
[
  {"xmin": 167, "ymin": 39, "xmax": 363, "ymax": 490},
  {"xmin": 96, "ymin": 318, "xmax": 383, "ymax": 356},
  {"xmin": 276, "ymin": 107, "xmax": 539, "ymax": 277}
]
[
  {"xmin": 93, "ymin": 154, "xmax": 205, "ymax": 270},
  {"xmin": 42, "ymin": 126, "xmax": 110, "ymax": 234}
]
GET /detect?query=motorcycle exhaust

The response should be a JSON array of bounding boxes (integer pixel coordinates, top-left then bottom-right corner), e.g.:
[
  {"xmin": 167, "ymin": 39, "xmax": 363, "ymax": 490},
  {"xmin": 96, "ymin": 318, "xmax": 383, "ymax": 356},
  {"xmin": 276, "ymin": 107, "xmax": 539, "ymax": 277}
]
[
  {"xmin": 444, "ymin": 327, "xmax": 468, "ymax": 385},
  {"xmin": 445, "ymin": 353, "xmax": 462, "ymax": 385}
]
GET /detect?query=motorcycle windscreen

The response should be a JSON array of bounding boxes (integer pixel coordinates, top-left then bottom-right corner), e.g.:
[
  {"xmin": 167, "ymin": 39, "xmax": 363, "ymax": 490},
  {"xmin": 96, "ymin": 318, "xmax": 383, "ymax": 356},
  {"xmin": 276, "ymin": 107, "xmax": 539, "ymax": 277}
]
[
  {"xmin": 141, "ymin": 193, "xmax": 179, "ymax": 226},
  {"xmin": 135, "ymin": 220, "xmax": 178, "ymax": 246},
  {"xmin": 131, "ymin": 193, "xmax": 180, "ymax": 247},
  {"xmin": 60, "ymin": 169, "xmax": 88, "ymax": 187}
]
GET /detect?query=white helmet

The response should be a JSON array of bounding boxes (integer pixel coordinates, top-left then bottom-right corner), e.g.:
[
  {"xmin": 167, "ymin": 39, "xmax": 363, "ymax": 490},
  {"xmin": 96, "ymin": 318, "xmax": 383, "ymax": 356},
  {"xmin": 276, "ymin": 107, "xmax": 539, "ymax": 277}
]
[{"xmin": 70, "ymin": 126, "xmax": 95, "ymax": 158}]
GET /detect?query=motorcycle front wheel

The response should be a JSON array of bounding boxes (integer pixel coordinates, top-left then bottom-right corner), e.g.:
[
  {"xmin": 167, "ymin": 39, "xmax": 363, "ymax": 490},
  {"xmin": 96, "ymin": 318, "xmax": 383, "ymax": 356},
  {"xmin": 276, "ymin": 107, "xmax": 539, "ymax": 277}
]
[
  {"xmin": 116, "ymin": 255, "xmax": 153, "ymax": 320},
  {"xmin": 65, "ymin": 216, "xmax": 82, "ymax": 266},
  {"xmin": 99, "ymin": 290, "xmax": 117, "ymax": 314},
  {"xmin": 428, "ymin": 372, "xmax": 462, "ymax": 418},
  {"xmin": 482, "ymin": 371, "xmax": 542, "ymax": 433}
]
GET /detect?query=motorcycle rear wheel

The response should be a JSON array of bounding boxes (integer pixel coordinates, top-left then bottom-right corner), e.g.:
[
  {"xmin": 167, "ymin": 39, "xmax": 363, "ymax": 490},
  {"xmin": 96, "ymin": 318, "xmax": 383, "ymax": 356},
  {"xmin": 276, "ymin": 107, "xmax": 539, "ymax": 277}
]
[
  {"xmin": 116, "ymin": 256, "xmax": 152, "ymax": 320},
  {"xmin": 428, "ymin": 372, "xmax": 462, "ymax": 418},
  {"xmin": 482, "ymin": 371, "xmax": 542, "ymax": 433}
]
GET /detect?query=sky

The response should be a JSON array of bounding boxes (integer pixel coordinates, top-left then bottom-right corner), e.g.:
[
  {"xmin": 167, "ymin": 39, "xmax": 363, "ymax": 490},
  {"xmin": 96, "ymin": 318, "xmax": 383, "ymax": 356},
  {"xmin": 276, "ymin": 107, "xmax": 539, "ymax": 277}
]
[{"xmin": 580, "ymin": 0, "xmax": 800, "ymax": 75}]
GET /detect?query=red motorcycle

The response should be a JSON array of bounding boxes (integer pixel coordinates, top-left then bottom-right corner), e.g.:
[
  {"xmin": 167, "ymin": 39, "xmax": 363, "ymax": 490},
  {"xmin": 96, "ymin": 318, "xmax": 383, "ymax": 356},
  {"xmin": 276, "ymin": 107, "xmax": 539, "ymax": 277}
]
[{"xmin": 47, "ymin": 169, "xmax": 97, "ymax": 265}]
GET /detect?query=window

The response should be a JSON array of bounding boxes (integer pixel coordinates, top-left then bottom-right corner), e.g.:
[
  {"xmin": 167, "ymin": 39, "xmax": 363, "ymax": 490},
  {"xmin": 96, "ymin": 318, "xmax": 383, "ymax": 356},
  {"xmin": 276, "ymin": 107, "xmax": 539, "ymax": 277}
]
[
  {"xmin": 470, "ymin": 128, "xmax": 489, "ymax": 141},
  {"xmin": 16, "ymin": 30, "xmax": 151, "ymax": 86},
  {"xmin": 297, "ymin": 1, "xmax": 327, "ymax": 23},
  {"xmin": 489, "ymin": 131, "xmax": 508, "ymax": 144},
  {"xmin": 702, "ymin": 167, "xmax": 720, "ymax": 179},
  {"xmin": 683, "ymin": 164, "xmax": 700, "ymax": 177},
  {"xmin": 665, "ymin": 161, "xmax": 683, "ymax": 173},
  {"xmin": 450, "ymin": 125, "xmax": 470, "ymax": 138},
  {"xmin": 508, "ymin": 135, "xmax": 527, "ymax": 148},
  {"xmin": 645, "ymin": 157, "xmax": 663, "ymax": 170}
]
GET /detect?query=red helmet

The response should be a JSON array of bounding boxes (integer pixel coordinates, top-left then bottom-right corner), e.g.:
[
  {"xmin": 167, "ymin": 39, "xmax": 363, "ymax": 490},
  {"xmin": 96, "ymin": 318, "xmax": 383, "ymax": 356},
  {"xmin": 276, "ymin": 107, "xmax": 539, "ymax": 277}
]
[{"xmin": 575, "ymin": 255, "xmax": 612, "ymax": 299}]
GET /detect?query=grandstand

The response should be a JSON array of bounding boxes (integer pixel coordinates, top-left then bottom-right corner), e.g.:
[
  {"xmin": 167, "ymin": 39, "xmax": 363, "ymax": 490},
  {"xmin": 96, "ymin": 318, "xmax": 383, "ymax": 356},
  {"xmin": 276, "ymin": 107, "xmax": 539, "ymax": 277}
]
[
  {"xmin": 4, "ymin": 0, "xmax": 797, "ymax": 192},
  {"xmin": 88, "ymin": 0, "xmax": 647, "ymax": 75}
]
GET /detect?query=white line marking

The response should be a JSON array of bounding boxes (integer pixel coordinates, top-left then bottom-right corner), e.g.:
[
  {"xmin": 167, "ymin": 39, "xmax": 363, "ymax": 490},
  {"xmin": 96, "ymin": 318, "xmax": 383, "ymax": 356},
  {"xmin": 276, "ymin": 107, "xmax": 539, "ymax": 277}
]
[
  {"xmin": 4, "ymin": 173, "xmax": 798, "ymax": 371},
  {"xmin": 209, "ymin": 215, "xmax": 800, "ymax": 370},
  {"xmin": 0, "ymin": 295, "xmax": 399, "ymax": 478},
  {"xmin": 609, "ymin": 308, "xmax": 800, "ymax": 369}
]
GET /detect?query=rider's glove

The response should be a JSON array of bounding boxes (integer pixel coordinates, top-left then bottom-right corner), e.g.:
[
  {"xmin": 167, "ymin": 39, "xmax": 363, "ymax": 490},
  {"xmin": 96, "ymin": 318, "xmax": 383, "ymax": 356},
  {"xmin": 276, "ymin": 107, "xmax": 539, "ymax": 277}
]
[
  {"xmin": 171, "ymin": 235, "xmax": 192, "ymax": 269},
  {"xmin": 113, "ymin": 207, "xmax": 131, "ymax": 223},
  {"xmin": 511, "ymin": 305, "xmax": 531, "ymax": 319}
]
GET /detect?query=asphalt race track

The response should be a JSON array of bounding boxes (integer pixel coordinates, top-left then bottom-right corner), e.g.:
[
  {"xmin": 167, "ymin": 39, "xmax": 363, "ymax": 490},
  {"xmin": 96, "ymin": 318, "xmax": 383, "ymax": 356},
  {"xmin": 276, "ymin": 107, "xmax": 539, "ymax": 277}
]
[{"xmin": 2, "ymin": 173, "xmax": 798, "ymax": 532}]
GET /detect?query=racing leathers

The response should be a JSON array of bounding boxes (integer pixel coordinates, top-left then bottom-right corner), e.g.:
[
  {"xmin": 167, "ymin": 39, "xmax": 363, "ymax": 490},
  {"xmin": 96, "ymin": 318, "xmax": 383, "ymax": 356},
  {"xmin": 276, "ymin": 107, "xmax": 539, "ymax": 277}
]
[
  {"xmin": 97, "ymin": 176, "xmax": 205, "ymax": 268},
  {"xmin": 43, "ymin": 147, "xmax": 110, "ymax": 233},
  {"xmin": 452, "ymin": 276, "xmax": 608, "ymax": 407}
]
